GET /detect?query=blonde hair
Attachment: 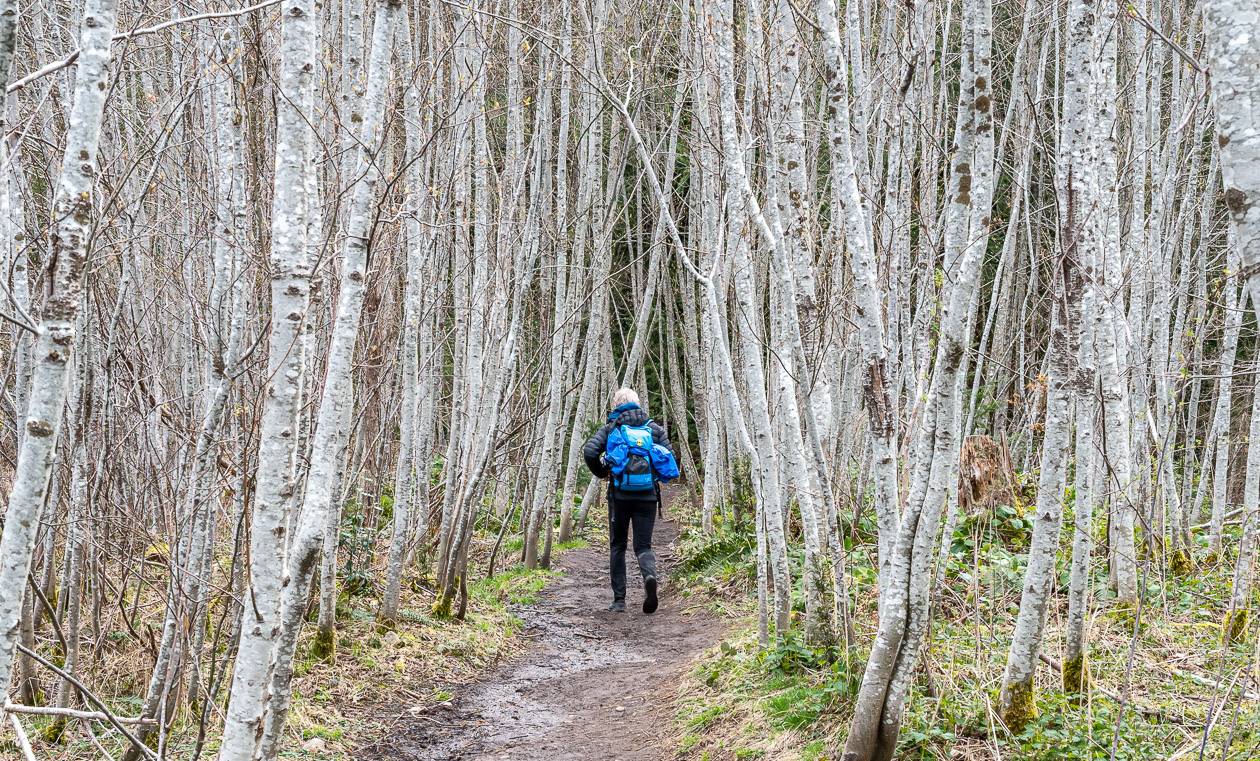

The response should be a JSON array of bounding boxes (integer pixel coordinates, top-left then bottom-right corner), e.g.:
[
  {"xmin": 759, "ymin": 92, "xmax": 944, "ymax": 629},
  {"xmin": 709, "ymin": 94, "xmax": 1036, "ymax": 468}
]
[{"xmin": 611, "ymin": 387, "xmax": 641, "ymax": 408}]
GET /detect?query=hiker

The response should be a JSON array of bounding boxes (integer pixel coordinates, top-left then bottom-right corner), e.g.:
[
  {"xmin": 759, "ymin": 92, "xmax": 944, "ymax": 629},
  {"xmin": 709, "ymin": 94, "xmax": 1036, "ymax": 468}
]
[{"xmin": 582, "ymin": 387, "xmax": 679, "ymax": 614}]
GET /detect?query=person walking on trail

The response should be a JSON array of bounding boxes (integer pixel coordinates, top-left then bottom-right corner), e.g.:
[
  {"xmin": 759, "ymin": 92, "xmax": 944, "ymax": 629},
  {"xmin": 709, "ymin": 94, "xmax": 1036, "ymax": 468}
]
[{"xmin": 582, "ymin": 387, "xmax": 679, "ymax": 614}]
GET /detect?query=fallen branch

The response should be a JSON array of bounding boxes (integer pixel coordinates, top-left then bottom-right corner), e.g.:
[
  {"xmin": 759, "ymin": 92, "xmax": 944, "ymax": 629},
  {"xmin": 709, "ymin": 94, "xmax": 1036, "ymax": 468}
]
[
  {"xmin": 1037, "ymin": 653, "xmax": 1167, "ymax": 718},
  {"xmin": 15, "ymin": 644, "xmax": 159, "ymax": 760},
  {"xmin": 8, "ymin": 713, "xmax": 37, "ymax": 761},
  {"xmin": 1039, "ymin": 651, "xmax": 1260, "ymax": 709},
  {"xmin": 4, "ymin": 702, "xmax": 157, "ymax": 726},
  {"xmin": 1191, "ymin": 507, "xmax": 1247, "ymax": 531},
  {"xmin": 1162, "ymin": 663, "xmax": 1260, "ymax": 702}
]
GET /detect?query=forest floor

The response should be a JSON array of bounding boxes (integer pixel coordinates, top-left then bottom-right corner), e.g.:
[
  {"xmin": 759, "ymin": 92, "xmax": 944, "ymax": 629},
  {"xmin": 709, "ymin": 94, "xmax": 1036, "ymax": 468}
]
[
  {"xmin": 355, "ymin": 510, "xmax": 726, "ymax": 761},
  {"xmin": 662, "ymin": 502, "xmax": 1260, "ymax": 761},
  {"xmin": 9, "ymin": 481, "xmax": 1256, "ymax": 761}
]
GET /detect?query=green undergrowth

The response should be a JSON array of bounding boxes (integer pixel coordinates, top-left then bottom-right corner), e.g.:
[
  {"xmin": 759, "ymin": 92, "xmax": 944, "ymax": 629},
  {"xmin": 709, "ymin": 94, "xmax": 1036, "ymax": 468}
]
[
  {"xmin": 4, "ymin": 563, "xmax": 557, "ymax": 761},
  {"xmin": 676, "ymin": 516, "xmax": 758, "ymax": 586},
  {"xmin": 470, "ymin": 563, "xmax": 559, "ymax": 607},
  {"xmin": 273, "ymin": 555, "xmax": 565, "ymax": 758},
  {"xmin": 675, "ymin": 627, "xmax": 856, "ymax": 759},
  {"xmin": 2, "ymin": 490, "xmax": 589, "ymax": 761},
  {"xmin": 670, "ymin": 491, "xmax": 1260, "ymax": 760},
  {"xmin": 555, "ymin": 535, "xmax": 591, "ymax": 553}
]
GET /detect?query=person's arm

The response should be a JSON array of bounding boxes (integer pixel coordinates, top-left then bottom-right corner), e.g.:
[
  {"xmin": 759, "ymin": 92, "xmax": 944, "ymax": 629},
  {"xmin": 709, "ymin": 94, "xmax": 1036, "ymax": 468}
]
[{"xmin": 583, "ymin": 423, "xmax": 613, "ymax": 479}]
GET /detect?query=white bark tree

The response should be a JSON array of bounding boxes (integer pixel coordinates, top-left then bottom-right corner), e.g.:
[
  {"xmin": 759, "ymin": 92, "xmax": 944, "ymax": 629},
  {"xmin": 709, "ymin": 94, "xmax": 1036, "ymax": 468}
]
[
  {"xmin": 1203, "ymin": 0, "xmax": 1260, "ymax": 646},
  {"xmin": 998, "ymin": 112, "xmax": 1090, "ymax": 728},
  {"xmin": 217, "ymin": 0, "xmax": 319, "ymax": 756},
  {"xmin": 0, "ymin": 0, "xmax": 118, "ymax": 699},
  {"xmin": 840, "ymin": 0, "xmax": 996, "ymax": 754}
]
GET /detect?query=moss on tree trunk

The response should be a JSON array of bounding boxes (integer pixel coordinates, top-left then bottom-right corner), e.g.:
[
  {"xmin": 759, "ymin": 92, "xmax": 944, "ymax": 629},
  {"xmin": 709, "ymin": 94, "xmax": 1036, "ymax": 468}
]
[
  {"xmin": 999, "ymin": 677, "xmax": 1037, "ymax": 734},
  {"xmin": 1062, "ymin": 652, "xmax": 1089, "ymax": 695}
]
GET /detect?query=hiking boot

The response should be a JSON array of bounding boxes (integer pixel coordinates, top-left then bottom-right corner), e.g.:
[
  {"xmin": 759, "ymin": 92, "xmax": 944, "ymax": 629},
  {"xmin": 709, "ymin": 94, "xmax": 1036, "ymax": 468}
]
[
  {"xmin": 608, "ymin": 599, "xmax": 626, "ymax": 613},
  {"xmin": 643, "ymin": 576, "xmax": 659, "ymax": 614}
]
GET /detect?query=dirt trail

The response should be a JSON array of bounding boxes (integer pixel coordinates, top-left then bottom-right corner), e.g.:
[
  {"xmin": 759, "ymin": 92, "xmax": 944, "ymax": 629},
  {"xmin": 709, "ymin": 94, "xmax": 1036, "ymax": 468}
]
[{"xmin": 358, "ymin": 509, "xmax": 723, "ymax": 761}]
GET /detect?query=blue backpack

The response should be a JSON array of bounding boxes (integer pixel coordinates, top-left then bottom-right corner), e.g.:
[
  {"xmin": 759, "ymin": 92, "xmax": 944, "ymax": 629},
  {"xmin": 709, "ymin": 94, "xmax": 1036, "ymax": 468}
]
[{"xmin": 605, "ymin": 421, "xmax": 679, "ymax": 492}]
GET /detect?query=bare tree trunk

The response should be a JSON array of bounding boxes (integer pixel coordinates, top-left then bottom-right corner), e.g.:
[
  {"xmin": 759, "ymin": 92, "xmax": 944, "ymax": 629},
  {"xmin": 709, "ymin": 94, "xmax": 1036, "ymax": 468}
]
[
  {"xmin": 1206, "ymin": 239, "xmax": 1242, "ymax": 554},
  {"xmin": 258, "ymin": 3, "xmax": 399, "ymax": 753},
  {"xmin": 707, "ymin": 0, "xmax": 792, "ymax": 637},
  {"xmin": 0, "ymin": 0, "xmax": 118, "ymax": 698},
  {"xmin": 840, "ymin": 0, "xmax": 994, "ymax": 754},
  {"xmin": 998, "ymin": 65, "xmax": 1091, "ymax": 717},
  {"xmin": 1203, "ymin": 0, "xmax": 1260, "ymax": 645},
  {"xmin": 817, "ymin": 0, "xmax": 899, "ymax": 604},
  {"xmin": 217, "ymin": 0, "xmax": 319, "ymax": 756},
  {"xmin": 380, "ymin": 17, "xmax": 430, "ymax": 627}
]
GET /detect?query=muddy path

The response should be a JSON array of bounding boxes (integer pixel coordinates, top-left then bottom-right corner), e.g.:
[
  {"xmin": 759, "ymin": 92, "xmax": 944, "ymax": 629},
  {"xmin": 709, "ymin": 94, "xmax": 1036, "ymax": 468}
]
[{"xmin": 357, "ymin": 507, "xmax": 724, "ymax": 761}]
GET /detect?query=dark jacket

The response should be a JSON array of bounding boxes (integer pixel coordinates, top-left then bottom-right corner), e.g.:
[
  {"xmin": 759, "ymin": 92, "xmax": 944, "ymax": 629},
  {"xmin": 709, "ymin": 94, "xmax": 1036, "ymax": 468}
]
[{"xmin": 582, "ymin": 403, "xmax": 672, "ymax": 500}]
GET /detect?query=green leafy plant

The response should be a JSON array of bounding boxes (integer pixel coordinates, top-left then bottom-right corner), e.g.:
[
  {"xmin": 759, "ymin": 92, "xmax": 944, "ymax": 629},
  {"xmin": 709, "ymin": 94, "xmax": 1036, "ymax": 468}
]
[{"xmin": 338, "ymin": 503, "xmax": 377, "ymax": 598}]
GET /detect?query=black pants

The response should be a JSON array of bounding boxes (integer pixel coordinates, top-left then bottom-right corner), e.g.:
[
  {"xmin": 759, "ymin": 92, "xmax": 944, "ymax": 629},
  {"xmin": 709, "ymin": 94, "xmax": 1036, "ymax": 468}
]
[{"xmin": 608, "ymin": 494, "xmax": 657, "ymax": 601}]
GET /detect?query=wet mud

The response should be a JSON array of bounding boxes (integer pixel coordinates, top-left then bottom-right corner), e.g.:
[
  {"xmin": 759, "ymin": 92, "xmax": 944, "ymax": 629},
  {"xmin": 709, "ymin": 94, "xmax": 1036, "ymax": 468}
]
[{"xmin": 357, "ymin": 506, "xmax": 723, "ymax": 761}]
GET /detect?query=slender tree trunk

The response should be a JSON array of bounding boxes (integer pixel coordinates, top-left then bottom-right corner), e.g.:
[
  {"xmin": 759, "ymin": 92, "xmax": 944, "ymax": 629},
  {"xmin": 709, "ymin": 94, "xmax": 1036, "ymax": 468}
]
[
  {"xmin": 1207, "ymin": 244, "xmax": 1243, "ymax": 554},
  {"xmin": 380, "ymin": 18, "xmax": 430, "ymax": 626},
  {"xmin": 258, "ymin": 3, "xmax": 399, "ymax": 754},
  {"xmin": 998, "ymin": 88, "xmax": 1090, "ymax": 720},
  {"xmin": 841, "ymin": 0, "xmax": 994, "ymax": 754},
  {"xmin": 1203, "ymin": 0, "xmax": 1260, "ymax": 644},
  {"xmin": 0, "ymin": 0, "xmax": 118, "ymax": 698},
  {"xmin": 217, "ymin": 0, "xmax": 319, "ymax": 756}
]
